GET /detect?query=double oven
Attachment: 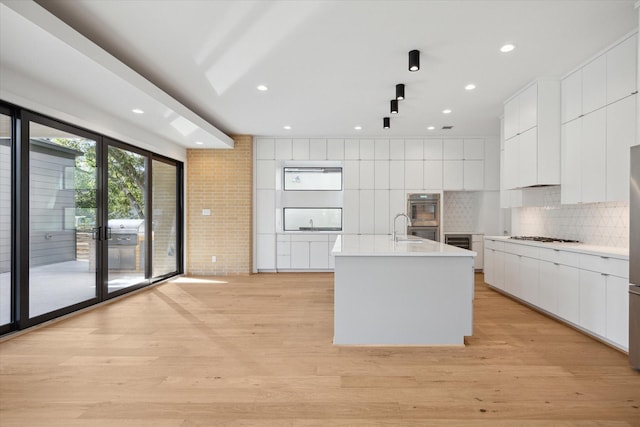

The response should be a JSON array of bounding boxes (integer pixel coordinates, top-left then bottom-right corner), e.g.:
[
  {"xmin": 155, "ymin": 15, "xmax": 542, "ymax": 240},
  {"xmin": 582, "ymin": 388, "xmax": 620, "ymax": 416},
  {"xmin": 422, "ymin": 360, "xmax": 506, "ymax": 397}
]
[{"xmin": 406, "ymin": 193, "xmax": 440, "ymax": 241}]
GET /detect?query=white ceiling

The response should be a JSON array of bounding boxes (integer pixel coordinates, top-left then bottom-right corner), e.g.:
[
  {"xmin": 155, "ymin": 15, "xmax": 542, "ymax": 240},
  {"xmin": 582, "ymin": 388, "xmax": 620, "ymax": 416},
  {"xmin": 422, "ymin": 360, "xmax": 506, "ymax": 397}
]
[{"xmin": 2, "ymin": 0, "xmax": 638, "ymax": 150}]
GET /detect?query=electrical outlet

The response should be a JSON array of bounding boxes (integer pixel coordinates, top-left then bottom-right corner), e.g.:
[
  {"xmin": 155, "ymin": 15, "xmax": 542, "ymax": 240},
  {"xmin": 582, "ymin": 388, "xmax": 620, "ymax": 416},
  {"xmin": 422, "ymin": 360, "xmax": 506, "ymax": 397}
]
[
  {"xmin": 202, "ymin": 209, "xmax": 211, "ymax": 216},
  {"xmin": 211, "ymin": 256, "xmax": 217, "ymax": 263}
]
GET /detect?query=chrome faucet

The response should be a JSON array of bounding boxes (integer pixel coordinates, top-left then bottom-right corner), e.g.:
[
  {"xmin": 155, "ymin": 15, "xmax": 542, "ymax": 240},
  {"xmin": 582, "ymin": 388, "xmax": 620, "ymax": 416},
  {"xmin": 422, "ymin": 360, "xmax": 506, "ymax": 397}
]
[
  {"xmin": 393, "ymin": 213, "xmax": 412, "ymax": 241},
  {"xmin": 309, "ymin": 218, "xmax": 314, "ymax": 229}
]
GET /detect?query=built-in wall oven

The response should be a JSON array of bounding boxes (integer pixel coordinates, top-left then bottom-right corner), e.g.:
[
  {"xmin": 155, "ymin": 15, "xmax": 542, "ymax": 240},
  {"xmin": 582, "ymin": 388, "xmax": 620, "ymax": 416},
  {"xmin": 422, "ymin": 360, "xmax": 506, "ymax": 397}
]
[{"xmin": 407, "ymin": 193, "xmax": 440, "ymax": 241}]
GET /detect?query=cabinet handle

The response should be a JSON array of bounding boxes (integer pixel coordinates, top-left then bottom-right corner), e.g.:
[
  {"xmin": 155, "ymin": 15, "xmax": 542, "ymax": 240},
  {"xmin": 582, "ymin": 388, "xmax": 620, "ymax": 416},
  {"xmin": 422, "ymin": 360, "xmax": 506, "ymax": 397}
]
[
  {"xmin": 601, "ymin": 273, "xmax": 609, "ymax": 277},
  {"xmin": 554, "ymin": 249, "xmax": 560, "ymax": 252},
  {"xmin": 600, "ymin": 256, "xmax": 609, "ymax": 260},
  {"xmin": 554, "ymin": 263, "xmax": 560, "ymax": 266},
  {"xmin": 632, "ymin": 91, "xmax": 638, "ymax": 95}
]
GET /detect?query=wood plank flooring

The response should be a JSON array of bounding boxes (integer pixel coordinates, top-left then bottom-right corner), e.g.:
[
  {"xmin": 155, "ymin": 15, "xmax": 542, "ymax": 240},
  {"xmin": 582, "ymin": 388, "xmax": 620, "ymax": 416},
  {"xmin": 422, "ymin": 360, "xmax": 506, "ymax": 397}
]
[{"xmin": 1, "ymin": 273, "xmax": 639, "ymax": 426}]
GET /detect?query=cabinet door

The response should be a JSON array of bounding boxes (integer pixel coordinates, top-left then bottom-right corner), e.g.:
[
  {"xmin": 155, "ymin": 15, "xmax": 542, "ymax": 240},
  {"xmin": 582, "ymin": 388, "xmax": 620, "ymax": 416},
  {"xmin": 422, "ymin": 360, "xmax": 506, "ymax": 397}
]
[
  {"xmin": 605, "ymin": 275, "xmax": 629, "ymax": 348},
  {"xmin": 518, "ymin": 128, "xmax": 537, "ymax": 188},
  {"xmin": 423, "ymin": 139, "xmax": 443, "ymax": 160},
  {"xmin": 494, "ymin": 250, "xmax": 505, "ymax": 290},
  {"xmin": 290, "ymin": 241, "xmax": 310, "ymax": 269},
  {"xmin": 484, "ymin": 247, "xmax": 494, "ymax": 285},
  {"xmin": 556, "ymin": 264, "xmax": 580, "ymax": 324},
  {"xmin": 581, "ymin": 109, "xmax": 606, "ymax": 204},
  {"xmin": 538, "ymin": 260, "xmax": 558, "ymax": 314},
  {"xmin": 503, "ymin": 138, "xmax": 518, "ymax": 189},
  {"xmin": 443, "ymin": 139, "xmax": 463, "ymax": 160},
  {"xmin": 256, "ymin": 234, "xmax": 276, "ymax": 270},
  {"xmin": 359, "ymin": 139, "xmax": 375, "ymax": 160},
  {"xmin": 343, "ymin": 160, "xmax": 359, "ymax": 189},
  {"xmin": 256, "ymin": 160, "xmax": 276, "ymax": 189},
  {"xmin": 256, "ymin": 190, "xmax": 275, "ymax": 233},
  {"xmin": 389, "ymin": 190, "xmax": 405, "ymax": 220},
  {"xmin": 359, "ymin": 190, "xmax": 375, "ymax": 234},
  {"xmin": 310, "ymin": 241, "xmax": 329, "ymax": 269},
  {"xmin": 374, "ymin": 139, "xmax": 390, "ymax": 160},
  {"xmin": 275, "ymin": 138, "xmax": 292, "ymax": 160},
  {"xmin": 389, "ymin": 139, "xmax": 404, "ymax": 160},
  {"xmin": 579, "ymin": 269, "xmax": 607, "ymax": 337},
  {"xmin": 443, "ymin": 160, "xmax": 463, "ymax": 190},
  {"xmin": 562, "ymin": 70, "xmax": 582, "ymax": 123},
  {"xmin": 404, "ymin": 161, "xmax": 423, "ymax": 189},
  {"xmin": 463, "ymin": 139, "xmax": 484, "ymax": 160},
  {"xmin": 463, "ymin": 160, "xmax": 484, "ymax": 191},
  {"xmin": 374, "ymin": 190, "xmax": 390, "ymax": 234},
  {"xmin": 405, "ymin": 140, "xmax": 423, "ymax": 159},
  {"xmin": 606, "ymin": 94, "xmax": 636, "ymax": 202},
  {"xmin": 389, "ymin": 160, "xmax": 404, "ymax": 190},
  {"xmin": 472, "ymin": 237, "xmax": 484, "ymax": 270},
  {"xmin": 256, "ymin": 138, "xmax": 275, "ymax": 159},
  {"xmin": 423, "ymin": 160, "xmax": 443, "ymax": 189},
  {"xmin": 484, "ymin": 139, "xmax": 500, "ymax": 191},
  {"xmin": 359, "ymin": 160, "xmax": 375, "ymax": 190},
  {"xmin": 344, "ymin": 139, "xmax": 359, "ymax": 159},
  {"xmin": 504, "ymin": 97, "xmax": 519, "ymax": 140},
  {"xmin": 561, "ymin": 119, "xmax": 582, "ymax": 204},
  {"xmin": 503, "ymin": 253, "xmax": 520, "ymax": 296},
  {"xmin": 520, "ymin": 256, "xmax": 539, "ymax": 305},
  {"xmin": 292, "ymin": 138, "xmax": 310, "ymax": 160},
  {"xmin": 582, "ymin": 55, "xmax": 607, "ymax": 115},
  {"xmin": 374, "ymin": 160, "xmax": 389, "ymax": 189},
  {"xmin": 343, "ymin": 189, "xmax": 359, "ymax": 234},
  {"xmin": 518, "ymin": 84, "xmax": 538, "ymax": 133},
  {"xmin": 607, "ymin": 34, "xmax": 637, "ymax": 105},
  {"xmin": 326, "ymin": 138, "xmax": 344, "ymax": 160},
  {"xmin": 309, "ymin": 139, "xmax": 327, "ymax": 160}
]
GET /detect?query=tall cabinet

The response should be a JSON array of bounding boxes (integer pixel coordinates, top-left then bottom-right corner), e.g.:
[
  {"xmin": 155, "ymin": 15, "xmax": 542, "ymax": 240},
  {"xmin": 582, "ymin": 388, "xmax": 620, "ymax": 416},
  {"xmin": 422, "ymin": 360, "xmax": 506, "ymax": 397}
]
[{"xmin": 561, "ymin": 33, "xmax": 638, "ymax": 204}]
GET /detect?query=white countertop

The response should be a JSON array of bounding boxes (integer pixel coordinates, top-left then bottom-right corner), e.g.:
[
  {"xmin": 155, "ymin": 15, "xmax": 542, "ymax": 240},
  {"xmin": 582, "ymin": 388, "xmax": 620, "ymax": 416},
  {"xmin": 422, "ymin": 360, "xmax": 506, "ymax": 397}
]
[
  {"xmin": 332, "ymin": 235, "xmax": 477, "ymax": 257},
  {"xmin": 484, "ymin": 235, "xmax": 629, "ymax": 259}
]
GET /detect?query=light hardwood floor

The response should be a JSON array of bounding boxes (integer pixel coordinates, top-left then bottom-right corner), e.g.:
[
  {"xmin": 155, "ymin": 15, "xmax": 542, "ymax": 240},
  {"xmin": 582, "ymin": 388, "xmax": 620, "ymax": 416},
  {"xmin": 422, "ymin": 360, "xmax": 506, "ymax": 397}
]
[{"xmin": 1, "ymin": 273, "xmax": 639, "ymax": 426}]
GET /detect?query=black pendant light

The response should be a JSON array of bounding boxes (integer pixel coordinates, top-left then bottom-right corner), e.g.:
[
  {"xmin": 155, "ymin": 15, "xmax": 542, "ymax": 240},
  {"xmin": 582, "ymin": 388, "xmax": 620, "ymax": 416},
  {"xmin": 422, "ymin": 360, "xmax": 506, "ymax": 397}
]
[
  {"xmin": 383, "ymin": 117, "xmax": 390, "ymax": 129},
  {"xmin": 390, "ymin": 99, "xmax": 398, "ymax": 114},
  {"xmin": 409, "ymin": 49, "xmax": 420, "ymax": 72},
  {"xmin": 396, "ymin": 83, "xmax": 405, "ymax": 100}
]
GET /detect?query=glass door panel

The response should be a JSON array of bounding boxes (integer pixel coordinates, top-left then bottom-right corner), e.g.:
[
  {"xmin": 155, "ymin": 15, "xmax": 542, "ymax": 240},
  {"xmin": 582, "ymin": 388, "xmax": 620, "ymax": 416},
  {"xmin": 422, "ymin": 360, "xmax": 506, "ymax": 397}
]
[
  {"xmin": 1, "ymin": 113, "xmax": 12, "ymax": 326},
  {"xmin": 28, "ymin": 122, "xmax": 98, "ymax": 318},
  {"xmin": 152, "ymin": 160, "xmax": 177, "ymax": 278},
  {"xmin": 107, "ymin": 145, "xmax": 147, "ymax": 292}
]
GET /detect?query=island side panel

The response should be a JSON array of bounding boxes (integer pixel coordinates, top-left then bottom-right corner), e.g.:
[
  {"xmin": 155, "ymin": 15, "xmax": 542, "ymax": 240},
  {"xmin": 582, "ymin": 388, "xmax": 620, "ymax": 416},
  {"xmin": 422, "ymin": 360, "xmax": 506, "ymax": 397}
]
[{"xmin": 333, "ymin": 255, "xmax": 474, "ymax": 345}]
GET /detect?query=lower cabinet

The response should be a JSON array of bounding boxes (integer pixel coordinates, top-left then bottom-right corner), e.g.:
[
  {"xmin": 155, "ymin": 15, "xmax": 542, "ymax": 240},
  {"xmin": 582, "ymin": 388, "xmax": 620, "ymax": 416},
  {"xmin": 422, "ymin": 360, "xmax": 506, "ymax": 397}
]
[
  {"xmin": 483, "ymin": 238, "xmax": 629, "ymax": 350},
  {"xmin": 276, "ymin": 234, "xmax": 337, "ymax": 271}
]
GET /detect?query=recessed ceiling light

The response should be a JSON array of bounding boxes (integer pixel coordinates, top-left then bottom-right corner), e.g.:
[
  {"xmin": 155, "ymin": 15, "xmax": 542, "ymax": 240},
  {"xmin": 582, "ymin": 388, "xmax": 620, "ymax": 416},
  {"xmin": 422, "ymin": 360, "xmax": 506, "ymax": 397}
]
[
  {"xmin": 500, "ymin": 43, "xmax": 515, "ymax": 53},
  {"xmin": 442, "ymin": 109, "xmax": 452, "ymax": 114},
  {"xmin": 354, "ymin": 126, "xmax": 362, "ymax": 130},
  {"xmin": 465, "ymin": 83, "xmax": 476, "ymax": 91},
  {"xmin": 283, "ymin": 125, "xmax": 292, "ymax": 130},
  {"xmin": 257, "ymin": 85, "xmax": 268, "ymax": 91},
  {"xmin": 195, "ymin": 141, "xmax": 204, "ymax": 145},
  {"xmin": 427, "ymin": 126, "xmax": 435, "ymax": 130},
  {"xmin": 132, "ymin": 108, "xmax": 144, "ymax": 114}
]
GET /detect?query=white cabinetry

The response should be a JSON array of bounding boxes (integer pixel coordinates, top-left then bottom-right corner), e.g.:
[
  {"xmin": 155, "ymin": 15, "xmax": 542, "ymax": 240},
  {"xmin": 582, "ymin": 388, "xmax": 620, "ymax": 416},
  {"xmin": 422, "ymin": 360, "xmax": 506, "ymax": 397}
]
[
  {"xmin": 443, "ymin": 139, "xmax": 484, "ymax": 190},
  {"xmin": 472, "ymin": 234, "xmax": 484, "ymax": 270},
  {"xmin": 560, "ymin": 33, "xmax": 637, "ymax": 204},
  {"xmin": 503, "ymin": 80, "xmax": 561, "ymax": 189},
  {"xmin": 277, "ymin": 234, "xmax": 336, "ymax": 271},
  {"xmin": 483, "ymin": 237, "xmax": 629, "ymax": 350}
]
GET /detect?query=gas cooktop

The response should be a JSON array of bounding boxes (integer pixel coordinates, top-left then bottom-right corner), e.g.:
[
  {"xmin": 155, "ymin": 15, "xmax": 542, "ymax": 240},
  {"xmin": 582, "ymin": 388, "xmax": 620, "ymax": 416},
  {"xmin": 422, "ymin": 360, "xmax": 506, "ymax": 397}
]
[{"xmin": 509, "ymin": 236, "xmax": 581, "ymax": 243}]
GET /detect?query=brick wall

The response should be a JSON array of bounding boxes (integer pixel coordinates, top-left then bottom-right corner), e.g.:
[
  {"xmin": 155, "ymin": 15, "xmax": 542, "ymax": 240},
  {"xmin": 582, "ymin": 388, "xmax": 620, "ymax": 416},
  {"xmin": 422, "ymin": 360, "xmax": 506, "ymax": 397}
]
[{"xmin": 186, "ymin": 135, "xmax": 253, "ymax": 275}]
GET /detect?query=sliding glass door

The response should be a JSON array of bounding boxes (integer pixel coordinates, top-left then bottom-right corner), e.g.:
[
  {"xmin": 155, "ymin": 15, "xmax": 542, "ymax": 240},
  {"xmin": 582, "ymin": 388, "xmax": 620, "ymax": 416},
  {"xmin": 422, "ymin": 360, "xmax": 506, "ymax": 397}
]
[
  {"xmin": 0, "ymin": 105, "xmax": 183, "ymax": 334},
  {"xmin": 28, "ymin": 120, "xmax": 99, "ymax": 318},
  {"xmin": 106, "ymin": 144, "xmax": 148, "ymax": 293},
  {"xmin": 152, "ymin": 159, "xmax": 178, "ymax": 279},
  {"xmin": 0, "ymin": 111, "xmax": 12, "ymax": 329}
]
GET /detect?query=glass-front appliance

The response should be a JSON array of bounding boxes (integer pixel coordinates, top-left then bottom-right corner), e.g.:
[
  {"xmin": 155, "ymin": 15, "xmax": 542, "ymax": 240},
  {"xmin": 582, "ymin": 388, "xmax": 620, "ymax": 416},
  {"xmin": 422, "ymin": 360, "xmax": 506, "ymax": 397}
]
[{"xmin": 407, "ymin": 193, "xmax": 440, "ymax": 226}]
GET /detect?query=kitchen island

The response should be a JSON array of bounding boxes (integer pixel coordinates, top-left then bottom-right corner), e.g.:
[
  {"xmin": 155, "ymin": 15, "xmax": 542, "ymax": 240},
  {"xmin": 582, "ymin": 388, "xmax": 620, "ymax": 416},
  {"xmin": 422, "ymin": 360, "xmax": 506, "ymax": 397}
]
[{"xmin": 332, "ymin": 235, "xmax": 476, "ymax": 346}]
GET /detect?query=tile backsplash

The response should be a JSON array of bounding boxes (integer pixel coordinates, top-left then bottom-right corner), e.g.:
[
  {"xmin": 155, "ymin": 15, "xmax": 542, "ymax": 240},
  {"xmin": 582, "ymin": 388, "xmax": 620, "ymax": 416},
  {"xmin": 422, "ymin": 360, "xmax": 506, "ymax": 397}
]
[
  {"xmin": 443, "ymin": 192, "xmax": 476, "ymax": 232},
  {"xmin": 512, "ymin": 186, "xmax": 629, "ymax": 248}
]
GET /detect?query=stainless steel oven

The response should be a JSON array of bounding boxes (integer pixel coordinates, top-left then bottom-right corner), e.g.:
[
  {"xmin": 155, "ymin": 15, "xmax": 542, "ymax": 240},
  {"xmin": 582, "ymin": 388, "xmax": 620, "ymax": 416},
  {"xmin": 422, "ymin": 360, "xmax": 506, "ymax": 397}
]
[
  {"xmin": 407, "ymin": 193, "xmax": 440, "ymax": 227},
  {"xmin": 407, "ymin": 226, "xmax": 439, "ymax": 242}
]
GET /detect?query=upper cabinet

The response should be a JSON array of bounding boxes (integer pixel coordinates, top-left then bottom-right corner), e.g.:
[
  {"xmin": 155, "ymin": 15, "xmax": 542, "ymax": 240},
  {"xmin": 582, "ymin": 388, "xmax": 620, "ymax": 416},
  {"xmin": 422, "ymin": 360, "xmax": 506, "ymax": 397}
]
[
  {"xmin": 561, "ymin": 33, "xmax": 638, "ymax": 124},
  {"xmin": 503, "ymin": 79, "xmax": 561, "ymax": 189},
  {"xmin": 560, "ymin": 32, "xmax": 638, "ymax": 204}
]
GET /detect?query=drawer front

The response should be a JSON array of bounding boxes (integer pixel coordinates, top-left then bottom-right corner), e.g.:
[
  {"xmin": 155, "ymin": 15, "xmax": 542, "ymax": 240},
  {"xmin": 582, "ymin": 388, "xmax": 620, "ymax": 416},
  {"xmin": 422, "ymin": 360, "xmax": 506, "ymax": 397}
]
[
  {"xmin": 277, "ymin": 241, "xmax": 291, "ymax": 255},
  {"xmin": 485, "ymin": 239, "xmax": 496, "ymax": 250},
  {"xmin": 538, "ymin": 248, "xmax": 557, "ymax": 263},
  {"xmin": 277, "ymin": 234, "xmax": 291, "ymax": 243},
  {"xmin": 579, "ymin": 254, "xmax": 629, "ymax": 277},
  {"xmin": 556, "ymin": 250, "xmax": 581, "ymax": 268}
]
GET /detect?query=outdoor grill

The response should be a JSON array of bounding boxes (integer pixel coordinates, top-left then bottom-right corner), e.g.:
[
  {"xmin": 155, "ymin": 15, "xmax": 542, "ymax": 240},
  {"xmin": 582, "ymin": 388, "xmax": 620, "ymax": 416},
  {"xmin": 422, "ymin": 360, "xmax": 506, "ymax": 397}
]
[{"xmin": 108, "ymin": 219, "xmax": 144, "ymax": 270}]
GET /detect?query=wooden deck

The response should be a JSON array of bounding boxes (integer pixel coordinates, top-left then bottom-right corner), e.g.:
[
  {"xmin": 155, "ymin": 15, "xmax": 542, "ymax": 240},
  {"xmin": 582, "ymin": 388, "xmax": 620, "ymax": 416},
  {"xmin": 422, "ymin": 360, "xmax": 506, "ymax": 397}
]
[{"xmin": 1, "ymin": 273, "xmax": 638, "ymax": 426}]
